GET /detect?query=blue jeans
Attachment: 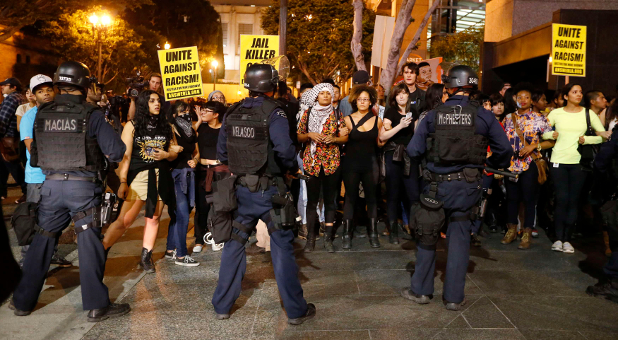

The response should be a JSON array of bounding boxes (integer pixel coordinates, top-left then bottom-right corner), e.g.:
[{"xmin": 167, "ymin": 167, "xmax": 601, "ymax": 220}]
[{"xmin": 167, "ymin": 168, "xmax": 195, "ymax": 258}]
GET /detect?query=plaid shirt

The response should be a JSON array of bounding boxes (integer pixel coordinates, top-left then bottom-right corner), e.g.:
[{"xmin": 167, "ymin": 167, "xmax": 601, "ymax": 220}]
[{"xmin": 0, "ymin": 92, "xmax": 25, "ymax": 138}]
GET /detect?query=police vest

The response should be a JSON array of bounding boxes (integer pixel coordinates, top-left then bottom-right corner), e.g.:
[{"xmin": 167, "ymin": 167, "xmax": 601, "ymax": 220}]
[
  {"xmin": 31, "ymin": 101, "xmax": 106, "ymax": 171},
  {"xmin": 426, "ymin": 102, "xmax": 488, "ymax": 167},
  {"xmin": 225, "ymin": 97, "xmax": 282, "ymax": 176}
]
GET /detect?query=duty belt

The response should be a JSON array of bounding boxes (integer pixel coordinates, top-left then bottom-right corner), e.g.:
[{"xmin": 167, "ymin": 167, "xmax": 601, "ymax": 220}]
[
  {"xmin": 46, "ymin": 173, "xmax": 98, "ymax": 182},
  {"xmin": 425, "ymin": 171, "xmax": 466, "ymax": 182}
]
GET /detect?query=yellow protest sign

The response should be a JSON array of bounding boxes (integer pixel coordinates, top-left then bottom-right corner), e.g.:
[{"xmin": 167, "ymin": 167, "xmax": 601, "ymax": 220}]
[
  {"xmin": 551, "ymin": 24, "xmax": 586, "ymax": 77},
  {"xmin": 240, "ymin": 35, "xmax": 279, "ymax": 86},
  {"xmin": 158, "ymin": 46, "xmax": 204, "ymax": 100}
]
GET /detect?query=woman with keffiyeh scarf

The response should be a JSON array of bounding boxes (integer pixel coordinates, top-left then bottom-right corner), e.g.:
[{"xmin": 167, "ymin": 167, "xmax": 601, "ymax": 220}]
[{"xmin": 297, "ymin": 83, "xmax": 349, "ymax": 252}]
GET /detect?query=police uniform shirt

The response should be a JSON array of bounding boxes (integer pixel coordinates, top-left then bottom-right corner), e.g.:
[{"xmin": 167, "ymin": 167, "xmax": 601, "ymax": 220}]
[
  {"xmin": 407, "ymin": 95, "xmax": 512, "ymax": 174},
  {"xmin": 217, "ymin": 96, "xmax": 296, "ymax": 170},
  {"xmin": 42, "ymin": 94, "xmax": 126, "ymax": 177}
]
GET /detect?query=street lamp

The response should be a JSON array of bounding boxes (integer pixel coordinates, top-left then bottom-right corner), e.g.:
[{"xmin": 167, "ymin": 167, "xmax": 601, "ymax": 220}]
[
  {"xmin": 164, "ymin": 41, "xmax": 171, "ymax": 50},
  {"xmin": 212, "ymin": 60, "xmax": 219, "ymax": 91},
  {"xmin": 89, "ymin": 13, "xmax": 112, "ymax": 81}
]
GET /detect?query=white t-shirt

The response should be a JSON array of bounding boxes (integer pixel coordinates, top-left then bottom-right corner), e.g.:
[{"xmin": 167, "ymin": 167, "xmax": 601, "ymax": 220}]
[{"xmin": 15, "ymin": 103, "xmax": 35, "ymax": 117}]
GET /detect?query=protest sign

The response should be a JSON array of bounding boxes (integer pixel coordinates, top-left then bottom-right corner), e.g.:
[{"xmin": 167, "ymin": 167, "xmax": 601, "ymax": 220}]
[
  {"xmin": 551, "ymin": 24, "xmax": 586, "ymax": 77},
  {"xmin": 240, "ymin": 35, "xmax": 279, "ymax": 86},
  {"xmin": 158, "ymin": 46, "xmax": 204, "ymax": 100}
]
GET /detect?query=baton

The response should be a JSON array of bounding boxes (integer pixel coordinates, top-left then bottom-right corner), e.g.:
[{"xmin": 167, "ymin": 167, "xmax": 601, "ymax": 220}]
[{"xmin": 485, "ymin": 167, "xmax": 518, "ymax": 179}]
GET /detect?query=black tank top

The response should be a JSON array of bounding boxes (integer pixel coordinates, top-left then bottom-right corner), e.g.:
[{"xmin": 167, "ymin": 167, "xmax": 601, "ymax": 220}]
[
  {"xmin": 130, "ymin": 120, "xmax": 170, "ymax": 171},
  {"xmin": 344, "ymin": 113, "xmax": 378, "ymax": 173},
  {"xmin": 384, "ymin": 107, "xmax": 414, "ymax": 146},
  {"xmin": 197, "ymin": 123, "xmax": 220, "ymax": 160}
]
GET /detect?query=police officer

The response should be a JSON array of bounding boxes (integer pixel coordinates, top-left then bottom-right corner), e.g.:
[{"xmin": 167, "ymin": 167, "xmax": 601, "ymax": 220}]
[
  {"xmin": 10, "ymin": 61, "xmax": 129, "ymax": 321},
  {"xmin": 403, "ymin": 66, "xmax": 512, "ymax": 310},
  {"xmin": 587, "ymin": 126, "xmax": 618, "ymax": 302},
  {"xmin": 212, "ymin": 64, "xmax": 316, "ymax": 325}
]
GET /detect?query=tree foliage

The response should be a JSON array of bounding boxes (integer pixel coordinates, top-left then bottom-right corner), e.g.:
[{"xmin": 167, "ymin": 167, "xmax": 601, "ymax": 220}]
[
  {"xmin": 123, "ymin": 0, "xmax": 224, "ymax": 79},
  {"xmin": 0, "ymin": 0, "xmax": 151, "ymax": 42},
  {"xmin": 429, "ymin": 26, "xmax": 484, "ymax": 72},
  {"xmin": 262, "ymin": 0, "xmax": 375, "ymax": 84},
  {"xmin": 42, "ymin": 6, "xmax": 164, "ymax": 89}
]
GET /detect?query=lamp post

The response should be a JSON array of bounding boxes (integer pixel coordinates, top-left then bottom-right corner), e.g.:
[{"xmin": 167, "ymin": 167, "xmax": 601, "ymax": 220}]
[
  {"xmin": 164, "ymin": 41, "xmax": 171, "ymax": 50},
  {"xmin": 89, "ymin": 13, "xmax": 112, "ymax": 81},
  {"xmin": 212, "ymin": 60, "xmax": 219, "ymax": 91}
]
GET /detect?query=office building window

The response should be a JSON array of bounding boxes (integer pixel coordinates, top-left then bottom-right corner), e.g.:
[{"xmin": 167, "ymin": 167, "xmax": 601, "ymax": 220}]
[
  {"xmin": 222, "ymin": 23, "xmax": 228, "ymax": 48},
  {"xmin": 237, "ymin": 23, "xmax": 253, "ymax": 54}
]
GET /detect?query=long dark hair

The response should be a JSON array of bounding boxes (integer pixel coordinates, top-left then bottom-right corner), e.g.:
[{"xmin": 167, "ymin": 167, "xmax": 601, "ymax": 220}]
[
  {"xmin": 134, "ymin": 90, "xmax": 172, "ymax": 150},
  {"xmin": 425, "ymin": 83, "xmax": 446, "ymax": 112},
  {"xmin": 387, "ymin": 83, "xmax": 409, "ymax": 111},
  {"xmin": 560, "ymin": 83, "xmax": 582, "ymax": 107}
]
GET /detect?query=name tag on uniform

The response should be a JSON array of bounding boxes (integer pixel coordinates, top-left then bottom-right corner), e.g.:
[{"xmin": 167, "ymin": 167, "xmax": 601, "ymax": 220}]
[
  {"xmin": 231, "ymin": 126, "xmax": 256, "ymax": 139},
  {"xmin": 436, "ymin": 112, "xmax": 472, "ymax": 126},
  {"xmin": 553, "ymin": 163, "xmax": 559, "ymax": 168},
  {"xmin": 43, "ymin": 118, "xmax": 80, "ymax": 132}
]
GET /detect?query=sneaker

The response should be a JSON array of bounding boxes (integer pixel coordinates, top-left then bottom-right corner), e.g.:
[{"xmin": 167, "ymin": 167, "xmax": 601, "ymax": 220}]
[
  {"xmin": 192, "ymin": 245, "xmax": 203, "ymax": 253},
  {"xmin": 562, "ymin": 242, "xmax": 575, "ymax": 254},
  {"xmin": 175, "ymin": 255, "xmax": 200, "ymax": 267},
  {"xmin": 164, "ymin": 249, "xmax": 176, "ymax": 260},
  {"xmin": 531, "ymin": 229, "xmax": 539, "ymax": 238},
  {"xmin": 288, "ymin": 303, "xmax": 316, "ymax": 325},
  {"xmin": 50, "ymin": 253, "xmax": 72, "ymax": 268},
  {"xmin": 551, "ymin": 240, "xmax": 563, "ymax": 252}
]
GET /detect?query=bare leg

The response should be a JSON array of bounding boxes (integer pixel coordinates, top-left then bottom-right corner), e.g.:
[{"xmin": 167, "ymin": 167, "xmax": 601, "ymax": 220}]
[
  {"xmin": 142, "ymin": 200, "xmax": 165, "ymax": 251},
  {"xmin": 102, "ymin": 200, "xmax": 145, "ymax": 249}
]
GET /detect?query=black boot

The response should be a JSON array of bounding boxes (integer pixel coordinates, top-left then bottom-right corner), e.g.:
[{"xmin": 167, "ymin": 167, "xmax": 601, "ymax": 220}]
[
  {"xmin": 139, "ymin": 247, "xmax": 155, "ymax": 273},
  {"xmin": 304, "ymin": 222, "xmax": 316, "ymax": 252},
  {"xmin": 324, "ymin": 225, "xmax": 335, "ymax": 253},
  {"xmin": 87, "ymin": 303, "xmax": 131, "ymax": 322},
  {"xmin": 389, "ymin": 221, "xmax": 400, "ymax": 244},
  {"xmin": 368, "ymin": 218, "xmax": 381, "ymax": 248},
  {"xmin": 342, "ymin": 220, "xmax": 353, "ymax": 249}
]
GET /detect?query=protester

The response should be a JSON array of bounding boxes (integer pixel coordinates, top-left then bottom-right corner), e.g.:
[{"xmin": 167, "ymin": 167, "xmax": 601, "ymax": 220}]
[
  {"xmin": 400, "ymin": 62, "xmax": 426, "ymax": 119},
  {"xmin": 375, "ymin": 84, "xmax": 386, "ymax": 106},
  {"xmin": 18, "ymin": 74, "xmax": 71, "ymax": 268},
  {"xmin": 490, "ymin": 93, "xmax": 506, "ymax": 122},
  {"xmin": 585, "ymin": 90, "xmax": 609, "ymax": 126},
  {"xmin": 499, "ymin": 82, "xmax": 511, "ymax": 96},
  {"xmin": 297, "ymin": 83, "xmax": 347, "ymax": 252},
  {"xmin": 339, "ymin": 70, "xmax": 371, "ymax": 117},
  {"xmin": 379, "ymin": 83, "xmax": 418, "ymax": 244},
  {"xmin": 0, "ymin": 77, "xmax": 27, "ymax": 203},
  {"xmin": 193, "ymin": 100, "xmax": 226, "ymax": 253},
  {"xmin": 341, "ymin": 85, "xmax": 384, "ymax": 249},
  {"xmin": 501, "ymin": 83, "xmax": 553, "ymax": 249},
  {"xmin": 333, "ymin": 85, "xmax": 341, "ymax": 114},
  {"xmin": 15, "ymin": 88, "xmax": 36, "ymax": 132},
  {"xmin": 165, "ymin": 101, "xmax": 200, "ymax": 266},
  {"xmin": 543, "ymin": 84, "xmax": 605, "ymax": 253},
  {"xmin": 208, "ymin": 90, "xmax": 226, "ymax": 105},
  {"xmin": 102, "ymin": 90, "xmax": 179, "ymax": 273},
  {"xmin": 532, "ymin": 89, "xmax": 549, "ymax": 116}
]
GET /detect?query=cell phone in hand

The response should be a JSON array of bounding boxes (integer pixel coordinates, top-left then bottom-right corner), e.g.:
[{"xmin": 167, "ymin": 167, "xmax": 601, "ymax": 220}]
[{"xmin": 405, "ymin": 112, "xmax": 412, "ymax": 119}]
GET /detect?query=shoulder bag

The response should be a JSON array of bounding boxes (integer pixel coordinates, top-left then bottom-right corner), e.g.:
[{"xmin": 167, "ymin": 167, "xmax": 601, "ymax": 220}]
[{"xmin": 577, "ymin": 108, "xmax": 599, "ymax": 171}]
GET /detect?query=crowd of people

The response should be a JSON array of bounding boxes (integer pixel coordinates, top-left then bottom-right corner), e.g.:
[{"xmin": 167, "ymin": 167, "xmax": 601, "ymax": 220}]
[{"xmin": 3, "ymin": 58, "xmax": 618, "ymax": 322}]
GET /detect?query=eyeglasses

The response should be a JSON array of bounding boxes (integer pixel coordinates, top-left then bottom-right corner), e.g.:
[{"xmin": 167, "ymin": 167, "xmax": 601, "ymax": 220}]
[
  {"xmin": 357, "ymin": 98, "xmax": 370, "ymax": 103},
  {"xmin": 212, "ymin": 96, "xmax": 224, "ymax": 101}
]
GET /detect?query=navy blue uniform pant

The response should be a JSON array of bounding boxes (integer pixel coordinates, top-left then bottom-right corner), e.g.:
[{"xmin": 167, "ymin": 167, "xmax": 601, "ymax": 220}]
[
  {"xmin": 212, "ymin": 186, "xmax": 308, "ymax": 318},
  {"xmin": 13, "ymin": 180, "xmax": 109, "ymax": 311},
  {"xmin": 411, "ymin": 177, "xmax": 481, "ymax": 304}
]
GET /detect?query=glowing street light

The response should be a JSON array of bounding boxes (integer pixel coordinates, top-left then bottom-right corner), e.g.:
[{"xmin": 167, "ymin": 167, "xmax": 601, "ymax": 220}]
[
  {"xmin": 164, "ymin": 41, "xmax": 171, "ymax": 50},
  {"xmin": 89, "ymin": 12, "xmax": 113, "ymax": 81}
]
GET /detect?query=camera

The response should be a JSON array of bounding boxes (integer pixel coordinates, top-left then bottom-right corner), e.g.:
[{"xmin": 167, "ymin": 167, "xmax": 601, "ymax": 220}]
[{"xmin": 126, "ymin": 70, "xmax": 145, "ymax": 97}]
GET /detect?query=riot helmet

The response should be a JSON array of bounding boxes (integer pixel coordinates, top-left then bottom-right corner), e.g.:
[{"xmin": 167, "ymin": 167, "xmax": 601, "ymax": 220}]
[
  {"xmin": 441, "ymin": 65, "xmax": 479, "ymax": 90},
  {"xmin": 244, "ymin": 64, "xmax": 278, "ymax": 93},
  {"xmin": 53, "ymin": 61, "xmax": 92, "ymax": 91}
]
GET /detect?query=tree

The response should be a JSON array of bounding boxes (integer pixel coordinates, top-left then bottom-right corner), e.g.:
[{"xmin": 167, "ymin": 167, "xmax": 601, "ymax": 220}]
[
  {"xmin": 262, "ymin": 0, "xmax": 375, "ymax": 85},
  {"xmin": 0, "ymin": 0, "xmax": 151, "ymax": 42},
  {"xmin": 429, "ymin": 26, "xmax": 484, "ymax": 72},
  {"xmin": 123, "ymin": 0, "xmax": 224, "ymax": 80},
  {"xmin": 378, "ymin": 0, "xmax": 439, "ymax": 94},
  {"xmin": 42, "ymin": 6, "xmax": 164, "ymax": 88}
]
